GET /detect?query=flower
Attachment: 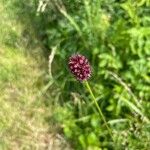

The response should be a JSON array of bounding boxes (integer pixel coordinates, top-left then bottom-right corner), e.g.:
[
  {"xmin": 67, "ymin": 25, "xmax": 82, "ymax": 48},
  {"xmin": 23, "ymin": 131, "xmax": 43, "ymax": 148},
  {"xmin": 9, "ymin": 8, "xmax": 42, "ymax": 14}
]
[{"xmin": 68, "ymin": 54, "xmax": 91, "ymax": 81}]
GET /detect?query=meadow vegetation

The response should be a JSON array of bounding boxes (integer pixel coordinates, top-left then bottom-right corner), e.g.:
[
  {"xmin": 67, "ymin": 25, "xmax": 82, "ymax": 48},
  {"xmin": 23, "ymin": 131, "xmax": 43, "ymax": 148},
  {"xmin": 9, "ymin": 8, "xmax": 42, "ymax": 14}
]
[{"xmin": 0, "ymin": 0, "xmax": 150, "ymax": 149}]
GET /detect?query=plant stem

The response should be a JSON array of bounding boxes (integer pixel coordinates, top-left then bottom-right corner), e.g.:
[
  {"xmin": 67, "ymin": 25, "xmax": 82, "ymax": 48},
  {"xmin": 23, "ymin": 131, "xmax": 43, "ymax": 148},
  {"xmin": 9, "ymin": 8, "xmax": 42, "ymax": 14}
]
[{"xmin": 84, "ymin": 80, "xmax": 114, "ymax": 140}]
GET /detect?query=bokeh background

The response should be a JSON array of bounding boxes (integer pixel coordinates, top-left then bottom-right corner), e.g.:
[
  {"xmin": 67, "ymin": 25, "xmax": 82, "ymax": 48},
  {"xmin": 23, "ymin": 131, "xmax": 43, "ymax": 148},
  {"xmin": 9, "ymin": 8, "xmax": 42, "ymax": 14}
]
[{"xmin": 0, "ymin": 0, "xmax": 150, "ymax": 149}]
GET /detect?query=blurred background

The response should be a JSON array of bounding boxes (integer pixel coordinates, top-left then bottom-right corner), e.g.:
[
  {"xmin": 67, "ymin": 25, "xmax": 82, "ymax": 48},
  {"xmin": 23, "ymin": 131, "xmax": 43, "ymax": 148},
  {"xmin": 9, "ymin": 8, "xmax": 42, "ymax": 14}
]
[{"xmin": 0, "ymin": 0, "xmax": 150, "ymax": 149}]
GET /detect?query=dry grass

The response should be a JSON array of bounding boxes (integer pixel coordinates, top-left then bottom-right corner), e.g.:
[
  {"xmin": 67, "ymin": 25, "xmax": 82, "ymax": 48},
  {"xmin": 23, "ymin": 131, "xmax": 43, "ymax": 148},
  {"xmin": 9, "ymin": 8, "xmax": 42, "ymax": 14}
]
[{"xmin": 0, "ymin": 45, "xmax": 71, "ymax": 150}]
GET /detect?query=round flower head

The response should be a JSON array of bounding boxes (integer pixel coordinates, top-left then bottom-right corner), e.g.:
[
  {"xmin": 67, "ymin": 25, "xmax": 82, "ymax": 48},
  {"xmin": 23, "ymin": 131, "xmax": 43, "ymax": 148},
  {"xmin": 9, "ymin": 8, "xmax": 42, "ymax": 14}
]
[{"xmin": 68, "ymin": 54, "xmax": 91, "ymax": 81}]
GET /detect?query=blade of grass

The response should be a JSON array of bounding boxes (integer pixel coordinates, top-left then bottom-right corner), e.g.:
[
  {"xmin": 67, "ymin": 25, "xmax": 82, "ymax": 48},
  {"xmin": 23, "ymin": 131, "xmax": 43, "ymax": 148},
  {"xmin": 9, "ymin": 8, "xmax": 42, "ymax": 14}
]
[
  {"xmin": 54, "ymin": 1, "xmax": 88, "ymax": 48},
  {"xmin": 108, "ymin": 71, "xmax": 143, "ymax": 110},
  {"xmin": 108, "ymin": 119, "xmax": 129, "ymax": 125},
  {"xmin": 121, "ymin": 97, "xmax": 149, "ymax": 123}
]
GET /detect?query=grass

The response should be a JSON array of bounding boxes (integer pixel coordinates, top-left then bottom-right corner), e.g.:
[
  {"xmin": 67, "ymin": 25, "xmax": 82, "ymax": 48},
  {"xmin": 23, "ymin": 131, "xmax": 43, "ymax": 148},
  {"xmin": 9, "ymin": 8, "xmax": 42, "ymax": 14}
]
[
  {"xmin": 0, "ymin": 0, "xmax": 150, "ymax": 149},
  {"xmin": 0, "ymin": 1, "xmax": 71, "ymax": 149},
  {"xmin": 0, "ymin": 45, "xmax": 50, "ymax": 149}
]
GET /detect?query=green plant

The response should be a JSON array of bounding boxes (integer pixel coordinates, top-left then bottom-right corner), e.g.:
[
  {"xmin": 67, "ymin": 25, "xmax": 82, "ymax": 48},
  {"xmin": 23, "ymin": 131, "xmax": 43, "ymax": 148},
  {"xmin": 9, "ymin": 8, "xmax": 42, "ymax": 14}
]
[
  {"xmin": 1, "ymin": 0, "xmax": 150, "ymax": 149},
  {"xmin": 46, "ymin": 0, "xmax": 150, "ymax": 149}
]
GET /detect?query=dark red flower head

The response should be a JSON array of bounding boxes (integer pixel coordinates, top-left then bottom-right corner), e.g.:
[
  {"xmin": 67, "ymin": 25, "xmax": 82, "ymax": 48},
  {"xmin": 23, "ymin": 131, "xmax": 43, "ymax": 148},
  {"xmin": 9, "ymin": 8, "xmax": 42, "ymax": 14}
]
[{"xmin": 68, "ymin": 54, "xmax": 91, "ymax": 81}]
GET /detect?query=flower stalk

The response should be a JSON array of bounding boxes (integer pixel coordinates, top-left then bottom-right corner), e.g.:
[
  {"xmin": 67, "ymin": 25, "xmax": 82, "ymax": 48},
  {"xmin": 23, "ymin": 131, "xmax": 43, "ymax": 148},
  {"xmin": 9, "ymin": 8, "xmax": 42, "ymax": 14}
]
[{"xmin": 84, "ymin": 80, "xmax": 114, "ymax": 140}]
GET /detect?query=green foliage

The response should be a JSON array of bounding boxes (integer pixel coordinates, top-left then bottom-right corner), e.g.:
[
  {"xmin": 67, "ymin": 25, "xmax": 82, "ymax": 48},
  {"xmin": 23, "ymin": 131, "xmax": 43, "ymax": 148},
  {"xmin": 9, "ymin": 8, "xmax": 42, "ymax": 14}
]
[
  {"xmin": 1, "ymin": 0, "xmax": 150, "ymax": 149},
  {"xmin": 39, "ymin": 0, "xmax": 150, "ymax": 149},
  {"xmin": 19, "ymin": 0, "xmax": 150, "ymax": 149}
]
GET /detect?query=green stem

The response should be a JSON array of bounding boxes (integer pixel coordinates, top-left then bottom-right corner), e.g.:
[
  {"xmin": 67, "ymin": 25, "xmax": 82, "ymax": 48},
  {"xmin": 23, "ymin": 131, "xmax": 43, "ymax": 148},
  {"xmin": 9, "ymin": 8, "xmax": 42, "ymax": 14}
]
[{"xmin": 84, "ymin": 80, "xmax": 114, "ymax": 140}]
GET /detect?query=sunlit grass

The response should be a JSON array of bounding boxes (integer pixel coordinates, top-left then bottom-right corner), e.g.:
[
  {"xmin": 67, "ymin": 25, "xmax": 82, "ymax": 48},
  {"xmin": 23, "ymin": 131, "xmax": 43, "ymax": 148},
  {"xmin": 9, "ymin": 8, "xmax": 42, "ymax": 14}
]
[
  {"xmin": 0, "ymin": 1, "xmax": 51, "ymax": 149},
  {"xmin": 0, "ymin": 0, "xmax": 72, "ymax": 148},
  {"xmin": 0, "ymin": 45, "xmax": 48, "ymax": 149}
]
